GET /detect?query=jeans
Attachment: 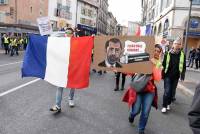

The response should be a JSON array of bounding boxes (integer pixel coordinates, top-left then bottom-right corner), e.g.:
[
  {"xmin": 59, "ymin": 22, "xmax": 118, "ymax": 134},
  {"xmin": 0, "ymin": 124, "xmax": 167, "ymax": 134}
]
[
  {"xmin": 163, "ymin": 77, "xmax": 179, "ymax": 107},
  {"xmin": 195, "ymin": 59, "xmax": 200, "ymax": 69},
  {"xmin": 56, "ymin": 87, "xmax": 75, "ymax": 108},
  {"xmin": 187, "ymin": 57, "xmax": 194, "ymax": 67},
  {"xmin": 10, "ymin": 46, "xmax": 18, "ymax": 56},
  {"xmin": 130, "ymin": 92, "xmax": 155, "ymax": 132}
]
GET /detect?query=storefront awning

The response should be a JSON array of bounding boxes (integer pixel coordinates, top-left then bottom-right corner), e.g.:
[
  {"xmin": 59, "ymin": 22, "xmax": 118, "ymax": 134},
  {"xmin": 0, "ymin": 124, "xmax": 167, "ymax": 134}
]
[
  {"xmin": 184, "ymin": 31, "xmax": 200, "ymax": 37},
  {"xmin": 77, "ymin": 24, "xmax": 97, "ymax": 35}
]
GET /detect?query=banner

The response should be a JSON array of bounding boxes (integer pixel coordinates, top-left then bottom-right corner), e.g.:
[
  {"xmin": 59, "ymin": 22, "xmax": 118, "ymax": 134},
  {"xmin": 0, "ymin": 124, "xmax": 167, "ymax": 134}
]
[
  {"xmin": 93, "ymin": 36, "xmax": 155, "ymax": 74},
  {"xmin": 37, "ymin": 17, "xmax": 53, "ymax": 36}
]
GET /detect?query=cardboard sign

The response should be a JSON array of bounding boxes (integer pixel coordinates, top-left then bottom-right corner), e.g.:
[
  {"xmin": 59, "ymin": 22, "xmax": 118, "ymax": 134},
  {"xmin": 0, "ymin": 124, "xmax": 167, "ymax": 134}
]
[
  {"xmin": 93, "ymin": 36, "xmax": 155, "ymax": 74},
  {"xmin": 37, "ymin": 17, "xmax": 52, "ymax": 36}
]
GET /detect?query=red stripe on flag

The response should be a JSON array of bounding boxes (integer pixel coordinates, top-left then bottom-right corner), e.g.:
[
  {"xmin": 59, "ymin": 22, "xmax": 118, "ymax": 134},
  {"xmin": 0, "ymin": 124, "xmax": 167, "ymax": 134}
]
[{"xmin": 67, "ymin": 36, "xmax": 94, "ymax": 89}]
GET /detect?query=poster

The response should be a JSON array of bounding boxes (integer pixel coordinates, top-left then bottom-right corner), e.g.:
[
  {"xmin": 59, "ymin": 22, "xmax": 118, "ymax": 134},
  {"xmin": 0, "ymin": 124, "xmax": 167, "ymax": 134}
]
[
  {"xmin": 37, "ymin": 17, "xmax": 53, "ymax": 36},
  {"xmin": 93, "ymin": 36, "xmax": 155, "ymax": 74}
]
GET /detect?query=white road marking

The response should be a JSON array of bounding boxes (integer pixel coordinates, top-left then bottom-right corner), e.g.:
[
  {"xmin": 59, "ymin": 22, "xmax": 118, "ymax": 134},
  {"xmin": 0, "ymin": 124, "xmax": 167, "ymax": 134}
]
[
  {"xmin": 0, "ymin": 61, "xmax": 22, "ymax": 67},
  {"xmin": 0, "ymin": 78, "xmax": 40, "ymax": 97},
  {"xmin": 178, "ymin": 83, "xmax": 194, "ymax": 96}
]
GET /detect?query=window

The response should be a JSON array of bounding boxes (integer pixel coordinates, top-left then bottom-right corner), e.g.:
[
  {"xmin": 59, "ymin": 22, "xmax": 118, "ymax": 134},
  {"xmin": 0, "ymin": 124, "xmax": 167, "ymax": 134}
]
[
  {"xmin": 88, "ymin": 10, "xmax": 92, "ymax": 17},
  {"xmin": 40, "ymin": 10, "xmax": 43, "ymax": 16},
  {"xmin": 152, "ymin": 9, "xmax": 155, "ymax": 19},
  {"xmin": 81, "ymin": 8, "xmax": 86, "ymax": 15},
  {"xmin": 164, "ymin": 19, "xmax": 169, "ymax": 31},
  {"xmin": 192, "ymin": 0, "xmax": 200, "ymax": 5},
  {"xmin": 158, "ymin": 23, "xmax": 162, "ymax": 35},
  {"xmin": 30, "ymin": 6, "xmax": 32, "ymax": 13},
  {"xmin": 0, "ymin": 0, "xmax": 8, "ymax": 4},
  {"xmin": 0, "ymin": 12, "xmax": 5, "ymax": 22},
  {"xmin": 153, "ymin": 26, "xmax": 157, "ymax": 35},
  {"xmin": 80, "ymin": 18, "xmax": 85, "ymax": 24}
]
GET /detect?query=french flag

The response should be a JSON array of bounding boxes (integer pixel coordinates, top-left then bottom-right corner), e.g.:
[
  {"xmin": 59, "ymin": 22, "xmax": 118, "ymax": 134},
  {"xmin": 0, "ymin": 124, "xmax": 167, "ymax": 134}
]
[{"xmin": 22, "ymin": 34, "xmax": 94, "ymax": 89}]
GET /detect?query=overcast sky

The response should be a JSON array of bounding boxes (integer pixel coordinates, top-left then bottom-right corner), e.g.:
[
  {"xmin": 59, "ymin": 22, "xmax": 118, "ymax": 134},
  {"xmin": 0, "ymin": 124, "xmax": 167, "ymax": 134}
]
[{"xmin": 108, "ymin": 0, "xmax": 142, "ymax": 26}]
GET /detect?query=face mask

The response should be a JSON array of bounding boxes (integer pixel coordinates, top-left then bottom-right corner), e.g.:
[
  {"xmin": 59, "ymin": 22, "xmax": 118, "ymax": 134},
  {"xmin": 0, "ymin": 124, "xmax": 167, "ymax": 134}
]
[{"xmin": 65, "ymin": 30, "xmax": 73, "ymax": 35}]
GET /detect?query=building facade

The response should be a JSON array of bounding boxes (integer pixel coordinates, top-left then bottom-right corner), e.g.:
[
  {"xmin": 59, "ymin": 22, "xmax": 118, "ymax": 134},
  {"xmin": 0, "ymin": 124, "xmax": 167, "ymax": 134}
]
[
  {"xmin": 76, "ymin": 0, "xmax": 98, "ymax": 35},
  {"xmin": 0, "ymin": 0, "xmax": 48, "ymax": 34},
  {"xmin": 48, "ymin": 0, "xmax": 76, "ymax": 31},
  {"xmin": 97, "ymin": 0, "xmax": 108, "ymax": 35},
  {"xmin": 106, "ymin": 12, "xmax": 117, "ymax": 35},
  {"xmin": 116, "ymin": 24, "xmax": 128, "ymax": 36},
  {"xmin": 128, "ymin": 21, "xmax": 140, "ymax": 35},
  {"xmin": 142, "ymin": 0, "xmax": 200, "ymax": 54}
]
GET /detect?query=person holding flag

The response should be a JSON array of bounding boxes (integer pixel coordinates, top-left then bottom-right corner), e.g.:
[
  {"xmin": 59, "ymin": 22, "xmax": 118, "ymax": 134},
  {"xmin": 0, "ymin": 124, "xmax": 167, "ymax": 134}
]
[{"xmin": 50, "ymin": 28, "xmax": 76, "ymax": 112}]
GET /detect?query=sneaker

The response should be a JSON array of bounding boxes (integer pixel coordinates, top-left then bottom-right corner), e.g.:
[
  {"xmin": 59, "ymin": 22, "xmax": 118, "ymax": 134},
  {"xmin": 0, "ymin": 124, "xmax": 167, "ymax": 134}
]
[
  {"xmin": 114, "ymin": 88, "xmax": 119, "ymax": 91},
  {"xmin": 69, "ymin": 99, "xmax": 75, "ymax": 107},
  {"xmin": 161, "ymin": 107, "xmax": 167, "ymax": 113},
  {"xmin": 50, "ymin": 105, "xmax": 61, "ymax": 112},
  {"xmin": 167, "ymin": 105, "xmax": 170, "ymax": 110}
]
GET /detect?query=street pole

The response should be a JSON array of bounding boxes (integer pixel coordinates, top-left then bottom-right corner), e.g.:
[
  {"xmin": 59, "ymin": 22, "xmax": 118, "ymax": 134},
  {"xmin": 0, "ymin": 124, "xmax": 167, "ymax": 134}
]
[
  {"xmin": 75, "ymin": 0, "xmax": 78, "ymax": 28},
  {"xmin": 184, "ymin": 0, "xmax": 192, "ymax": 55}
]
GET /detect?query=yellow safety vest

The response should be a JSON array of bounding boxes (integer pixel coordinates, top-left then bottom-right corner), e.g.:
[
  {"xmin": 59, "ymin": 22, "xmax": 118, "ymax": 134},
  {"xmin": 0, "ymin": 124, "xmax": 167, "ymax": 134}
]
[
  {"xmin": 11, "ymin": 39, "xmax": 17, "ymax": 46},
  {"xmin": 24, "ymin": 38, "xmax": 28, "ymax": 44},
  {"xmin": 164, "ymin": 51, "xmax": 184, "ymax": 73},
  {"xmin": 4, "ymin": 37, "xmax": 9, "ymax": 44}
]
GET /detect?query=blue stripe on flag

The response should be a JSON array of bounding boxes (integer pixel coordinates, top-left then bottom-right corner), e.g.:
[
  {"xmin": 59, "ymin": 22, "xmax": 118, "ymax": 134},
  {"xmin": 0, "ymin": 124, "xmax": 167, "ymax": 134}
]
[{"xmin": 21, "ymin": 34, "xmax": 48, "ymax": 79}]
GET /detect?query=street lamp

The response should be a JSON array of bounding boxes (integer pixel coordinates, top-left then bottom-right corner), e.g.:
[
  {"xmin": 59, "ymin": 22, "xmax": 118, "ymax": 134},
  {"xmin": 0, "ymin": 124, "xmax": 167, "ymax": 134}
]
[{"xmin": 184, "ymin": 0, "xmax": 192, "ymax": 55}]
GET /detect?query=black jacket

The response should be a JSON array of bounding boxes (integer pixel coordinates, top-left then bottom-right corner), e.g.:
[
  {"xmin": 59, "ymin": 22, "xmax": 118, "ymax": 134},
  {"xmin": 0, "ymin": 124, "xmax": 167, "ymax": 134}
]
[
  {"xmin": 162, "ymin": 51, "xmax": 186, "ymax": 80},
  {"xmin": 188, "ymin": 83, "xmax": 200, "ymax": 134},
  {"xmin": 98, "ymin": 60, "xmax": 122, "ymax": 68}
]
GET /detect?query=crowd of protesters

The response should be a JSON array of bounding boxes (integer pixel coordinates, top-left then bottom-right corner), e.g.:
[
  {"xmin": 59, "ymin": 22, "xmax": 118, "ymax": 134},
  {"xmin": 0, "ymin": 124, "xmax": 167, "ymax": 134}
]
[
  {"xmin": 2, "ymin": 27, "xmax": 199, "ymax": 134},
  {"xmin": 187, "ymin": 46, "xmax": 200, "ymax": 69},
  {"xmin": 1, "ymin": 33, "xmax": 28, "ymax": 56}
]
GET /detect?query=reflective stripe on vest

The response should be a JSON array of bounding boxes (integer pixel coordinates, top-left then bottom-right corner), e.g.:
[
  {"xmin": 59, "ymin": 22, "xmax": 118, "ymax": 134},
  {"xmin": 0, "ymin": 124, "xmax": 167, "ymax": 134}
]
[
  {"xmin": 164, "ymin": 51, "xmax": 184, "ymax": 73},
  {"xmin": 4, "ymin": 37, "xmax": 9, "ymax": 43},
  {"xmin": 179, "ymin": 51, "xmax": 184, "ymax": 73}
]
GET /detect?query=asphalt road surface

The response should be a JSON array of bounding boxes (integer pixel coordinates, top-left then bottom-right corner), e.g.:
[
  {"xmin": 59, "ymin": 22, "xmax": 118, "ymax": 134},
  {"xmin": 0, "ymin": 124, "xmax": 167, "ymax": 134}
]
[{"xmin": 0, "ymin": 52, "xmax": 196, "ymax": 134}]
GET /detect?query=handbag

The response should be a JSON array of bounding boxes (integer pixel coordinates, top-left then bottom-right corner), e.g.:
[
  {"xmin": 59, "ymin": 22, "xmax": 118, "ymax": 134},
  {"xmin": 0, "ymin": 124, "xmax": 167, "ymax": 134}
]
[{"xmin": 130, "ymin": 73, "xmax": 151, "ymax": 92}]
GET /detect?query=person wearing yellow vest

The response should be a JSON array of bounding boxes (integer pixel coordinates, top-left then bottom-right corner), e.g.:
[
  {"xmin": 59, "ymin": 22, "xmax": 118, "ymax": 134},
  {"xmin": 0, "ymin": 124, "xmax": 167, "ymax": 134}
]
[
  {"xmin": 18, "ymin": 37, "xmax": 24, "ymax": 51},
  {"xmin": 10, "ymin": 36, "xmax": 18, "ymax": 56},
  {"xmin": 23, "ymin": 36, "xmax": 28, "ymax": 50},
  {"xmin": 3, "ymin": 34, "xmax": 10, "ymax": 54},
  {"xmin": 161, "ymin": 37, "xmax": 186, "ymax": 113}
]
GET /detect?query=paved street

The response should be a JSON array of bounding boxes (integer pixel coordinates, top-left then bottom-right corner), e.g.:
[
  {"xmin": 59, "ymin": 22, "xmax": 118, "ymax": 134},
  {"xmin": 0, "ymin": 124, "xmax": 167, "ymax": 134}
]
[{"xmin": 0, "ymin": 51, "xmax": 198, "ymax": 134}]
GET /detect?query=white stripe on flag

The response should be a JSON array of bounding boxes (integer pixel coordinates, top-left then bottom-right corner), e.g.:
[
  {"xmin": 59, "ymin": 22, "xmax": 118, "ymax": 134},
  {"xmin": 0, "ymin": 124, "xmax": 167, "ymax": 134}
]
[{"xmin": 44, "ymin": 37, "xmax": 71, "ymax": 87}]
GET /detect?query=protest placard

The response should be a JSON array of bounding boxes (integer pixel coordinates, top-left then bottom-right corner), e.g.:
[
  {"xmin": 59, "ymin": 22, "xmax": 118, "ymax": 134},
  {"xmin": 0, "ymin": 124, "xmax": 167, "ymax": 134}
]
[
  {"xmin": 37, "ymin": 17, "xmax": 52, "ymax": 36},
  {"xmin": 93, "ymin": 36, "xmax": 155, "ymax": 74}
]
